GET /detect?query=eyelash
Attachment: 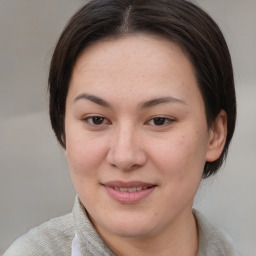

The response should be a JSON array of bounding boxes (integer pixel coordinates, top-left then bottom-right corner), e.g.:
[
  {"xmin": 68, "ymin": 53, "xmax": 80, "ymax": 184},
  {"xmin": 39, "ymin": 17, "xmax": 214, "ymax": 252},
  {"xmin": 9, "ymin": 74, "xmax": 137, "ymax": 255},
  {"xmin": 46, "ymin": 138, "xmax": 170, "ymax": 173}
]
[
  {"xmin": 146, "ymin": 116, "xmax": 174, "ymax": 126},
  {"xmin": 82, "ymin": 115, "xmax": 174, "ymax": 127},
  {"xmin": 82, "ymin": 116, "xmax": 111, "ymax": 126}
]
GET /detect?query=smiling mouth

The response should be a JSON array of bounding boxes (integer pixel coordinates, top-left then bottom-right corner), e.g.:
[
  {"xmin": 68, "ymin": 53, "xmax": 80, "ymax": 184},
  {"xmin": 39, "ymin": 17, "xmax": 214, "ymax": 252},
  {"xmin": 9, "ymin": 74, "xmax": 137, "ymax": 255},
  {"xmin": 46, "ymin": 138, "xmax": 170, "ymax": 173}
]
[
  {"xmin": 102, "ymin": 181, "xmax": 156, "ymax": 203},
  {"xmin": 112, "ymin": 186, "xmax": 155, "ymax": 192}
]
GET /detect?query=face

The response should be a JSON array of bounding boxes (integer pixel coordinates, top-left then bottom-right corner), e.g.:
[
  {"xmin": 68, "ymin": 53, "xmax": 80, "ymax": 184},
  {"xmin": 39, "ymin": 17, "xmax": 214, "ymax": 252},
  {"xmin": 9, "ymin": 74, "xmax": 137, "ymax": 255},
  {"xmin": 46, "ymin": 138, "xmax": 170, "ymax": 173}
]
[{"xmin": 65, "ymin": 34, "xmax": 220, "ymax": 241}]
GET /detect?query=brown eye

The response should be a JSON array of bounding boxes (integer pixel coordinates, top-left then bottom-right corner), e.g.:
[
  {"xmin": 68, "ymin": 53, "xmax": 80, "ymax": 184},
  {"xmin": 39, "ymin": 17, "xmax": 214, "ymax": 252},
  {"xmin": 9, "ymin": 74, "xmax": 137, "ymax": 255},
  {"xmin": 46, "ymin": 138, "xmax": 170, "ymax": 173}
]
[
  {"xmin": 91, "ymin": 116, "xmax": 105, "ymax": 125},
  {"xmin": 83, "ymin": 116, "xmax": 110, "ymax": 126},
  {"xmin": 147, "ymin": 116, "xmax": 174, "ymax": 127},
  {"xmin": 152, "ymin": 117, "xmax": 167, "ymax": 126}
]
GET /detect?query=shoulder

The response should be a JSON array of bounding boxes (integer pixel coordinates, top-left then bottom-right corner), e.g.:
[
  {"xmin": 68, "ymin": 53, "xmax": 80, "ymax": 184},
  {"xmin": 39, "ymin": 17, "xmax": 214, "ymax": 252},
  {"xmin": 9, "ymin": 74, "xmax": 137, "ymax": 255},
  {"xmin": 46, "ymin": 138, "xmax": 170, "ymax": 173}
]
[
  {"xmin": 194, "ymin": 209, "xmax": 239, "ymax": 256},
  {"xmin": 3, "ymin": 213, "xmax": 75, "ymax": 256}
]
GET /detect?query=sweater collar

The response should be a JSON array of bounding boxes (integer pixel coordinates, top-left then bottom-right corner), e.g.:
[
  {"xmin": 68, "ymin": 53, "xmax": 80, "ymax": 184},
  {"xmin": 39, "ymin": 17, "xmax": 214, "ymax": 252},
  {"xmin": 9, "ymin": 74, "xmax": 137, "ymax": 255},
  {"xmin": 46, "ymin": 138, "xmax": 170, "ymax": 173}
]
[{"xmin": 72, "ymin": 195, "xmax": 115, "ymax": 256}]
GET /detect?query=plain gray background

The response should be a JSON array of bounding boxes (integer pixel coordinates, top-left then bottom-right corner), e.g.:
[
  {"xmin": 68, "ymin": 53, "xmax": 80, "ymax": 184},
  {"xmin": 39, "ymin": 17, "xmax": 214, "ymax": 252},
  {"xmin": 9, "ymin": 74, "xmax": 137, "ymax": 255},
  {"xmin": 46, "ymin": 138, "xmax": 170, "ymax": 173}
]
[{"xmin": 0, "ymin": 0, "xmax": 255, "ymax": 255}]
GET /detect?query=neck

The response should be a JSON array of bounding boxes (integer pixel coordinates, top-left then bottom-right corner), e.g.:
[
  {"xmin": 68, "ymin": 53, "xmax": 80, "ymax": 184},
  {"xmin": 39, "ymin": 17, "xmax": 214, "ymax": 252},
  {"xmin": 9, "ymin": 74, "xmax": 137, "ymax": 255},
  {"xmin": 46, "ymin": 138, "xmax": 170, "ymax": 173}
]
[{"xmin": 93, "ymin": 208, "xmax": 198, "ymax": 256}]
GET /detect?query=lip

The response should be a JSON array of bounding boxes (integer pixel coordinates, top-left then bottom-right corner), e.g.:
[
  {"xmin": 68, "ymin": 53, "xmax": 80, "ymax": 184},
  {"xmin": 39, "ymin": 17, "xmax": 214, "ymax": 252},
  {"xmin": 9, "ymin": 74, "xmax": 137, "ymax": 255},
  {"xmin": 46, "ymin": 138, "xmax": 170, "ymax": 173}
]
[{"xmin": 102, "ymin": 180, "xmax": 157, "ymax": 204}]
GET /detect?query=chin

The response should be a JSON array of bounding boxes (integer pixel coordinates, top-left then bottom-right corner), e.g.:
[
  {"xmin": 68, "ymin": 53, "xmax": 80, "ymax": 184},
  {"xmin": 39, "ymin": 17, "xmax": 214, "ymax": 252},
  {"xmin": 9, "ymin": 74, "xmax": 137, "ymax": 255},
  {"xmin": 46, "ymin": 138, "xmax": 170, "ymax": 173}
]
[{"xmin": 95, "ymin": 212, "xmax": 159, "ymax": 239}]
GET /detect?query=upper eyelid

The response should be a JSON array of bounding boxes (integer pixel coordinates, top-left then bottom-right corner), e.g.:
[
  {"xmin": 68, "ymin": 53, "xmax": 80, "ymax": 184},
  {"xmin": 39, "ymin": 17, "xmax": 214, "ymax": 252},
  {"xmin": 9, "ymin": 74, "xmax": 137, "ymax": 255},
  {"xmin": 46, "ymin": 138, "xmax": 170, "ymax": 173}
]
[
  {"xmin": 82, "ymin": 114, "xmax": 107, "ymax": 120},
  {"xmin": 82, "ymin": 115, "xmax": 111, "ymax": 125},
  {"xmin": 144, "ymin": 116, "xmax": 175, "ymax": 126},
  {"xmin": 82, "ymin": 114, "xmax": 103, "ymax": 119},
  {"xmin": 81, "ymin": 114, "xmax": 175, "ymax": 124},
  {"xmin": 146, "ymin": 115, "xmax": 175, "ymax": 122}
]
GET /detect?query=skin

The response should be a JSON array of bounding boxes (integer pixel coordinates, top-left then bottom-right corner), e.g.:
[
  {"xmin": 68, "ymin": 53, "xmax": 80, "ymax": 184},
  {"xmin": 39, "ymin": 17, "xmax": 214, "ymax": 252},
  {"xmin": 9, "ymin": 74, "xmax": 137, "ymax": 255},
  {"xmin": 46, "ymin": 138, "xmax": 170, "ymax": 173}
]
[{"xmin": 65, "ymin": 34, "xmax": 227, "ymax": 256}]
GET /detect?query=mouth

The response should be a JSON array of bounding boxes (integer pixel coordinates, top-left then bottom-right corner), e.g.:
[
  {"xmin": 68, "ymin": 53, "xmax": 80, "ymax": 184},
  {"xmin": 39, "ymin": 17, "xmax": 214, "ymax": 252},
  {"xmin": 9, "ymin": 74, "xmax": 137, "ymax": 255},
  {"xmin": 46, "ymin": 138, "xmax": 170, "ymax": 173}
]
[
  {"xmin": 111, "ymin": 186, "xmax": 155, "ymax": 192},
  {"xmin": 102, "ymin": 181, "xmax": 157, "ymax": 203}
]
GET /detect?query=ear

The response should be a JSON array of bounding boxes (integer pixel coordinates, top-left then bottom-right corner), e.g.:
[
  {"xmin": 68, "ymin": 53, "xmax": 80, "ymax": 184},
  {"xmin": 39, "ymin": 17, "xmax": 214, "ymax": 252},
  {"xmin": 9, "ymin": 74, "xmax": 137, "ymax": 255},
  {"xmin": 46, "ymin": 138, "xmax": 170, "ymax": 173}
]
[{"xmin": 205, "ymin": 110, "xmax": 227, "ymax": 162}]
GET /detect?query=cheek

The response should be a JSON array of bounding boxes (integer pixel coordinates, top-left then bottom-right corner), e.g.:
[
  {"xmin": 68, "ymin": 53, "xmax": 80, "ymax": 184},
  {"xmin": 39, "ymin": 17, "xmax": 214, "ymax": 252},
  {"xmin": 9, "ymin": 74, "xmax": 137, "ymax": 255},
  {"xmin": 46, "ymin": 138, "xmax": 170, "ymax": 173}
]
[
  {"xmin": 149, "ymin": 129, "xmax": 208, "ymax": 177},
  {"xmin": 65, "ymin": 133, "xmax": 107, "ymax": 177},
  {"xmin": 150, "ymin": 130, "xmax": 208, "ymax": 210}
]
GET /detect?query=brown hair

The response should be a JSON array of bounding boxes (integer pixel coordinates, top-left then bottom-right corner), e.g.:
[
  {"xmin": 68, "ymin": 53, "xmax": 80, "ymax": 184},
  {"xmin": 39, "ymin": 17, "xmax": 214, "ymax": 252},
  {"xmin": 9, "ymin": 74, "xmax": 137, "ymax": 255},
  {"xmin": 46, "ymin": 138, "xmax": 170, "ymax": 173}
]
[{"xmin": 48, "ymin": 0, "xmax": 236, "ymax": 178}]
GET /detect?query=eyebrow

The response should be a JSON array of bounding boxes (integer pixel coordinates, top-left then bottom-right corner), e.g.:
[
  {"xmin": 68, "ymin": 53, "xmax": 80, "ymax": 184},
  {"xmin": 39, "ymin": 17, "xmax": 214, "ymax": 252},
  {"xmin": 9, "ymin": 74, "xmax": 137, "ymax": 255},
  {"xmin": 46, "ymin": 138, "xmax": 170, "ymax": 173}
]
[
  {"xmin": 73, "ymin": 93, "xmax": 111, "ymax": 107},
  {"xmin": 140, "ymin": 96, "xmax": 186, "ymax": 109},
  {"xmin": 73, "ymin": 93, "xmax": 185, "ymax": 108}
]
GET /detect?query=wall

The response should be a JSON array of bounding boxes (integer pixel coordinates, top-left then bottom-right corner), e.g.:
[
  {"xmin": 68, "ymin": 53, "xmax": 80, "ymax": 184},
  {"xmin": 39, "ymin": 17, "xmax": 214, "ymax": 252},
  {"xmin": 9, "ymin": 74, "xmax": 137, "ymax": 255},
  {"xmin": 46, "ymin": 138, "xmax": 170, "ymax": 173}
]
[{"xmin": 0, "ymin": 0, "xmax": 255, "ymax": 255}]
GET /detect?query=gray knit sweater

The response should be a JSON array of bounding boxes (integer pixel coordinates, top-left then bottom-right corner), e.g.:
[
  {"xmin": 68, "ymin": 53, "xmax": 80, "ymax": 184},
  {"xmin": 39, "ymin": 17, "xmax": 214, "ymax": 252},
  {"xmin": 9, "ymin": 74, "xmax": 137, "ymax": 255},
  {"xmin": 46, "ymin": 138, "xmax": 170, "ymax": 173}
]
[{"xmin": 4, "ymin": 196, "xmax": 239, "ymax": 256}]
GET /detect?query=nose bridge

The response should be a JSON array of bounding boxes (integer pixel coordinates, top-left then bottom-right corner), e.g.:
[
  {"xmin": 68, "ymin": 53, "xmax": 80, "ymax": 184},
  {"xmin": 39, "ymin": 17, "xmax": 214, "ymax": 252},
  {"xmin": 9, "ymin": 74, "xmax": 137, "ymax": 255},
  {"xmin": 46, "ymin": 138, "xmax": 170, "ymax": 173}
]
[{"xmin": 107, "ymin": 122, "xmax": 146, "ymax": 170}]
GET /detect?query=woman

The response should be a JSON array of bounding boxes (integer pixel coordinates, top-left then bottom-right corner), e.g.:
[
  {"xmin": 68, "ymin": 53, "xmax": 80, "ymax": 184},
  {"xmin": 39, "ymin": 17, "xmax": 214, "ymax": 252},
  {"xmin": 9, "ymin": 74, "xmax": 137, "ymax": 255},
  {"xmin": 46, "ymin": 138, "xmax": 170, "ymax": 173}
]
[{"xmin": 4, "ymin": 0, "xmax": 238, "ymax": 255}]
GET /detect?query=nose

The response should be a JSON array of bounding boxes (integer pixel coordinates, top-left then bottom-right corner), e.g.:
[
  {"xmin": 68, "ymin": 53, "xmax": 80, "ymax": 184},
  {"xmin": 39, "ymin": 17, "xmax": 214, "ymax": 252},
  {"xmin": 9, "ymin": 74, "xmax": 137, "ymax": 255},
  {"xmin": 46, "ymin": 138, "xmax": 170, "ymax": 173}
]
[{"xmin": 106, "ymin": 125, "xmax": 147, "ymax": 171}]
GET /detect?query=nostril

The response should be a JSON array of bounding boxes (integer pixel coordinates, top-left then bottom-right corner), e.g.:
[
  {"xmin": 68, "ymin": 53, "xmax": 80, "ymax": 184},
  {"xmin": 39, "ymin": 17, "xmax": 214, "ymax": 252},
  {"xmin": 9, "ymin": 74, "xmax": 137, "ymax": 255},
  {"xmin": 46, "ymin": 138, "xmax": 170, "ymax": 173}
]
[{"xmin": 109, "ymin": 162, "xmax": 142, "ymax": 171}]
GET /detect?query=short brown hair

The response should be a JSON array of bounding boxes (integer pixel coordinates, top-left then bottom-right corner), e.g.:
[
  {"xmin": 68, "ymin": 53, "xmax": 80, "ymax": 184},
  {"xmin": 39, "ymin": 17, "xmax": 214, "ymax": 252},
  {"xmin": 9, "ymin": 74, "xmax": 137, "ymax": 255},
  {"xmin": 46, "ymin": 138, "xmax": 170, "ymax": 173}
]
[{"xmin": 48, "ymin": 0, "xmax": 236, "ymax": 178}]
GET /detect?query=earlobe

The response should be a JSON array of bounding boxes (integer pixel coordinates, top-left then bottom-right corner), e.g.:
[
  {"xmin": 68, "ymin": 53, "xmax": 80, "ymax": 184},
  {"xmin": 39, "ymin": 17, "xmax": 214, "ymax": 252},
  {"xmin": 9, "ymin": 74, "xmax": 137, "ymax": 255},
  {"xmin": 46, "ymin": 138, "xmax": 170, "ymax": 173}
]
[{"xmin": 205, "ymin": 110, "xmax": 227, "ymax": 162}]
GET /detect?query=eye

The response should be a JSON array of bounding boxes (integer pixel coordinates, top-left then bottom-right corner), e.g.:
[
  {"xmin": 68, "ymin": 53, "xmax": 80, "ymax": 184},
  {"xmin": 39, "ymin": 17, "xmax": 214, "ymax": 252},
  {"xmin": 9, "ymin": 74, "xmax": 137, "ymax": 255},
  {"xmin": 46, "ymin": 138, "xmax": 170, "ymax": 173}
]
[
  {"xmin": 83, "ymin": 115, "xmax": 110, "ymax": 126},
  {"xmin": 147, "ymin": 117, "xmax": 173, "ymax": 126}
]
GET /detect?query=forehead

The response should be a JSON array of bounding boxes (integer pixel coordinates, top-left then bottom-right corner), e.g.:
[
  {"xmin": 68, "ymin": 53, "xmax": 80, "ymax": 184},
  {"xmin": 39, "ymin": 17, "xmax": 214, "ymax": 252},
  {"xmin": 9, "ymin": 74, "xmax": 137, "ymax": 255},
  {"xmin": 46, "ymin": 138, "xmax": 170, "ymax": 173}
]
[
  {"xmin": 68, "ymin": 34, "xmax": 200, "ymax": 105},
  {"xmin": 74, "ymin": 34, "xmax": 193, "ymax": 75}
]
